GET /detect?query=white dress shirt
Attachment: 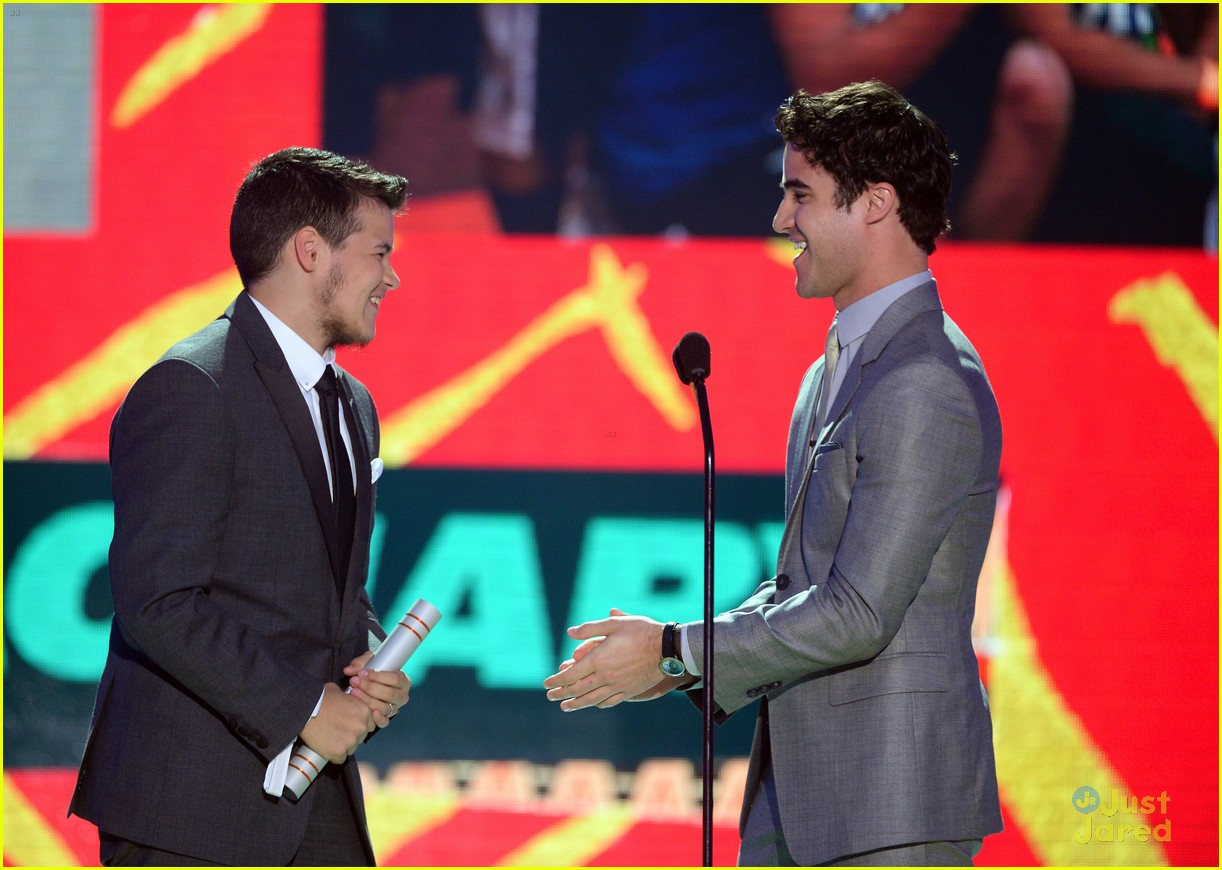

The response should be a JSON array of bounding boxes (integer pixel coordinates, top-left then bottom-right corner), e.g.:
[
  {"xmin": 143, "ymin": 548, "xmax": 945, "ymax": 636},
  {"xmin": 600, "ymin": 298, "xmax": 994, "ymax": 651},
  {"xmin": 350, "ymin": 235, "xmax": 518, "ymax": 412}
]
[
  {"xmin": 249, "ymin": 296, "xmax": 356, "ymax": 497},
  {"xmin": 249, "ymin": 296, "xmax": 354, "ymax": 793}
]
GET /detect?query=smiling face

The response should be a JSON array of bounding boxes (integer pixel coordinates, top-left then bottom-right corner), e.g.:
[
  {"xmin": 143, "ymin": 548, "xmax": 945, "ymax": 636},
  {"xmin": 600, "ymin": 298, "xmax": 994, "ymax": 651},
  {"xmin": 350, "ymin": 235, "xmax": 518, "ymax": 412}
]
[
  {"xmin": 315, "ymin": 197, "xmax": 398, "ymax": 348},
  {"xmin": 772, "ymin": 144, "xmax": 870, "ymax": 310}
]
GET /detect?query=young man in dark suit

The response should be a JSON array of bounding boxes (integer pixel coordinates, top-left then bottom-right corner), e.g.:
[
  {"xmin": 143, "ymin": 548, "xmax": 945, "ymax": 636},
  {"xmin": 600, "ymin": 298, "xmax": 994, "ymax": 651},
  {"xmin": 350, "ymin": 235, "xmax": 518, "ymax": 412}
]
[{"xmin": 71, "ymin": 148, "xmax": 411, "ymax": 866}]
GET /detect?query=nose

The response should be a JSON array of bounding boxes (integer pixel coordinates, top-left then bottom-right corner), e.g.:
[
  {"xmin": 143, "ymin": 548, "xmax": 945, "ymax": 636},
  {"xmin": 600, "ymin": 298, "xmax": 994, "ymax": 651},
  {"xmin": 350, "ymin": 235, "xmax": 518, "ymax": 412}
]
[
  {"xmin": 772, "ymin": 197, "xmax": 792, "ymax": 236},
  {"xmin": 384, "ymin": 260, "xmax": 400, "ymax": 291}
]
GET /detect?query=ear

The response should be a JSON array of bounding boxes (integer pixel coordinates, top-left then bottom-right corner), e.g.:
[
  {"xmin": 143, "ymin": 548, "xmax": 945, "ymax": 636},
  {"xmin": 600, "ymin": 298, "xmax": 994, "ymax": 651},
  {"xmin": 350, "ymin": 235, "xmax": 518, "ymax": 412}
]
[
  {"xmin": 862, "ymin": 183, "xmax": 897, "ymax": 226},
  {"xmin": 292, "ymin": 226, "xmax": 325, "ymax": 273}
]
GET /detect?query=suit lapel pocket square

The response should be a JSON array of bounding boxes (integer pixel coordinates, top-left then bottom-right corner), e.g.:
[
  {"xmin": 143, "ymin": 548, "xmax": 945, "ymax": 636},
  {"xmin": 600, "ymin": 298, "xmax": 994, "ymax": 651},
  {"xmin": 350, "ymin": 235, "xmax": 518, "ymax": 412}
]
[{"xmin": 371, "ymin": 458, "xmax": 384, "ymax": 483}]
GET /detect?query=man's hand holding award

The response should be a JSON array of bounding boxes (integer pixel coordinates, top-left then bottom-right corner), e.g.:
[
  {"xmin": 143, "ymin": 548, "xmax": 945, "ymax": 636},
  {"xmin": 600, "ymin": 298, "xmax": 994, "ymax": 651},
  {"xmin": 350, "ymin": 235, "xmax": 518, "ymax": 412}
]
[{"xmin": 278, "ymin": 599, "xmax": 441, "ymax": 800}]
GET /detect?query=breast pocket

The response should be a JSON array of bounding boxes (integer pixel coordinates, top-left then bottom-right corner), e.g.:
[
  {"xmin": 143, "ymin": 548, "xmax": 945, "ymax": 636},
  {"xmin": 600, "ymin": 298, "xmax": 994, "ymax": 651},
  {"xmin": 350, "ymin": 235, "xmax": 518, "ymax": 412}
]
[
  {"xmin": 797, "ymin": 441, "xmax": 853, "ymax": 552},
  {"xmin": 808, "ymin": 439, "xmax": 851, "ymax": 483}
]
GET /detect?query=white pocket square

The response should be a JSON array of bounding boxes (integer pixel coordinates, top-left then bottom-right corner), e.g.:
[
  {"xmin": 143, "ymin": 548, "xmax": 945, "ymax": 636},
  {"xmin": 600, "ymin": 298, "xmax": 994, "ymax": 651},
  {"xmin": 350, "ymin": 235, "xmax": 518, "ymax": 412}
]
[{"xmin": 371, "ymin": 458, "xmax": 384, "ymax": 483}]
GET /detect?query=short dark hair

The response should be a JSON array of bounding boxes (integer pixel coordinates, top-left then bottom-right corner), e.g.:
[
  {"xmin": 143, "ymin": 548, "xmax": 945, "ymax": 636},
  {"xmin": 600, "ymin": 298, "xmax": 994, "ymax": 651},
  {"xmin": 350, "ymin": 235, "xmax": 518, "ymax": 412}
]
[
  {"xmin": 229, "ymin": 147, "xmax": 409, "ymax": 287},
  {"xmin": 775, "ymin": 81, "xmax": 956, "ymax": 254}
]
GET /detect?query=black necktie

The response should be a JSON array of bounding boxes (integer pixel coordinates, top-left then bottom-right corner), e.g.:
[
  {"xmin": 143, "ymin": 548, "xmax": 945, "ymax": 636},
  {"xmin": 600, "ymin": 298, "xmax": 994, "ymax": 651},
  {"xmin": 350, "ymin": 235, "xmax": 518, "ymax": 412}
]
[{"xmin": 316, "ymin": 366, "xmax": 355, "ymax": 586}]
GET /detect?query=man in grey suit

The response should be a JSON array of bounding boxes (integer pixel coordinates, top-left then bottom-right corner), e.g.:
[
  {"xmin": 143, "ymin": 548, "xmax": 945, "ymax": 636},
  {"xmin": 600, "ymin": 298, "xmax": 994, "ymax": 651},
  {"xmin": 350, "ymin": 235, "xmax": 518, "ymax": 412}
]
[
  {"xmin": 544, "ymin": 81, "xmax": 1003, "ymax": 865},
  {"xmin": 70, "ymin": 148, "xmax": 412, "ymax": 865}
]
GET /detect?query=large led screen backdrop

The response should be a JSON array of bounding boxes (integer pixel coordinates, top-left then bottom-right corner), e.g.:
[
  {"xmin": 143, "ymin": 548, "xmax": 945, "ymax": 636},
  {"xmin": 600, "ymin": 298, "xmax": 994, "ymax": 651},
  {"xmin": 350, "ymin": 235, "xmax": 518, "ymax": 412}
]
[{"xmin": 3, "ymin": 5, "xmax": 1218, "ymax": 866}]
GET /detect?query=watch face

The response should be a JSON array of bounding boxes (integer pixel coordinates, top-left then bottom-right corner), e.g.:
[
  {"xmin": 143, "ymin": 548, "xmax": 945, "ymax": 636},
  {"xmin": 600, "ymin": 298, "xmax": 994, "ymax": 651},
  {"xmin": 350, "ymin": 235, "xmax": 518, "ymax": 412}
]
[{"xmin": 660, "ymin": 657, "xmax": 686, "ymax": 677}]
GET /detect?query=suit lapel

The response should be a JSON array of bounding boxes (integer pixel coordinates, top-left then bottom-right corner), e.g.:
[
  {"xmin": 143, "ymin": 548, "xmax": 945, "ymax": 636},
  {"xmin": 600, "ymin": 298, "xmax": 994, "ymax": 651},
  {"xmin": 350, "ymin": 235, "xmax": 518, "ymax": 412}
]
[
  {"xmin": 822, "ymin": 281, "xmax": 943, "ymax": 435},
  {"xmin": 228, "ymin": 293, "xmax": 346, "ymax": 588},
  {"xmin": 778, "ymin": 282, "xmax": 944, "ymax": 574},
  {"xmin": 786, "ymin": 361, "xmax": 822, "ymax": 515}
]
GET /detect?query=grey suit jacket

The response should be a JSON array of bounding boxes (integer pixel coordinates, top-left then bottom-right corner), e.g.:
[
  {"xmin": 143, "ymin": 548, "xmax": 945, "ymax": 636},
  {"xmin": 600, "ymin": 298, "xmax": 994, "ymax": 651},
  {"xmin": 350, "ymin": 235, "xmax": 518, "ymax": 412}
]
[
  {"xmin": 686, "ymin": 282, "xmax": 1003, "ymax": 864},
  {"xmin": 69, "ymin": 292, "xmax": 386, "ymax": 865}
]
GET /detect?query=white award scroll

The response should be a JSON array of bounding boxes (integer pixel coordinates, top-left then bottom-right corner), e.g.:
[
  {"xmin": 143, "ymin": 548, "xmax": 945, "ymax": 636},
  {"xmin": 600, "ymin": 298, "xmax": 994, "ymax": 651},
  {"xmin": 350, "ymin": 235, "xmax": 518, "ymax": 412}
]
[{"xmin": 282, "ymin": 598, "xmax": 442, "ymax": 800}]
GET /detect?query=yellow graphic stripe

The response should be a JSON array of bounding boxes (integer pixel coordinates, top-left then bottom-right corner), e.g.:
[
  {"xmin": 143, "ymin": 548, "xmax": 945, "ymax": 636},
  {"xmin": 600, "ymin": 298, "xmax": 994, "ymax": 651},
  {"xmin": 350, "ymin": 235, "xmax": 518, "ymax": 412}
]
[
  {"xmin": 365, "ymin": 790, "xmax": 461, "ymax": 863},
  {"xmin": 765, "ymin": 236, "xmax": 800, "ymax": 269},
  {"xmin": 991, "ymin": 560, "xmax": 1167, "ymax": 866},
  {"xmin": 1108, "ymin": 271, "xmax": 1218, "ymax": 440},
  {"xmin": 3, "ymin": 270, "xmax": 240, "ymax": 459},
  {"xmin": 497, "ymin": 804, "xmax": 637, "ymax": 867},
  {"xmin": 381, "ymin": 243, "xmax": 695, "ymax": 466},
  {"xmin": 2, "ymin": 776, "xmax": 78, "ymax": 866},
  {"xmin": 112, "ymin": 5, "xmax": 272, "ymax": 127}
]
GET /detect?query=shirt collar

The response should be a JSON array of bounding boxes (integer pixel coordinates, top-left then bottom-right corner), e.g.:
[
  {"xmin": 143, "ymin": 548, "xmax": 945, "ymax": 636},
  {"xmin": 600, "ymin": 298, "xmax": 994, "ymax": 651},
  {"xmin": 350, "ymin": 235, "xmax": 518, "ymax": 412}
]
[
  {"xmin": 249, "ymin": 295, "xmax": 336, "ymax": 391},
  {"xmin": 835, "ymin": 270, "xmax": 932, "ymax": 348}
]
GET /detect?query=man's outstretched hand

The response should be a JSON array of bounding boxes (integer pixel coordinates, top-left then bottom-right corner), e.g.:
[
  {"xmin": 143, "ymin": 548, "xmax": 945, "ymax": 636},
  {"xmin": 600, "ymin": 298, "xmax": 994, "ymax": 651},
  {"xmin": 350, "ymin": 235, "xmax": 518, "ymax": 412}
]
[{"xmin": 543, "ymin": 609, "xmax": 691, "ymax": 711}]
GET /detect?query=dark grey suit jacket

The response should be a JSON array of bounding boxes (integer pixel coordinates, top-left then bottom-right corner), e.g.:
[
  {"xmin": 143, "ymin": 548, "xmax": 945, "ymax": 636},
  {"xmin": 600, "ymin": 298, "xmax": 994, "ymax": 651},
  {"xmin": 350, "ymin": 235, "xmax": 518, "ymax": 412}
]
[
  {"xmin": 69, "ymin": 292, "xmax": 386, "ymax": 865},
  {"xmin": 687, "ymin": 282, "xmax": 1003, "ymax": 864}
]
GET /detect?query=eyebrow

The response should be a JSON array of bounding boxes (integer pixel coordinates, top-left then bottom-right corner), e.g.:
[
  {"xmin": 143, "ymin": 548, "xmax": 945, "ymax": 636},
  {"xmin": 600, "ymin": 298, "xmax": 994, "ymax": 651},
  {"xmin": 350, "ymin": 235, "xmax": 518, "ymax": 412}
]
[{"xmin": 780, "ymin": 178, "xmax": 811, "ymax": 191}]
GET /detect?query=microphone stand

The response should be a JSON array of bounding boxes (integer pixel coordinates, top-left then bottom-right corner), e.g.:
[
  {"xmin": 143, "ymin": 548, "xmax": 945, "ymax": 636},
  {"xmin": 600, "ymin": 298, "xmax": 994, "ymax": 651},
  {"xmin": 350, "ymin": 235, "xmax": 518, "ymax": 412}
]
[
  {"xmin": 692, "ymin": 374, "xmax": 715, "ymax": 867},
  {"xmin": 671, "ymin": 332, "xmax": 714, "ymax": 866}
]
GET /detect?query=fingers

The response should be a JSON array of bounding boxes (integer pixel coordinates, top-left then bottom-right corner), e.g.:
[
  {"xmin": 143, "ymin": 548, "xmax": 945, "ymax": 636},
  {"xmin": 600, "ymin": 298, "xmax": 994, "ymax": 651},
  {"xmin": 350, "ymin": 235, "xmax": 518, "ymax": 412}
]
[
  {"xmin": 349, "ymin": 670, "xmax": 411, "ymax": 727},
  {"xmin": 544, "ymin": 663, "xmax": 592, "ymax": 700},
  {"xmin": 569, "ymin": 637, "xmax": 602, "ymax": 663},
  {"xmin": 567, "ymin": 618, "xmax": 614, "ymax": 641},
  {"xmin": 560, "ymin": 686, "xmax": 627, "ymax": 712},
  {"xmin": 545, "ymin": 669, "xmax": 617, "ymax": 705},
  {"xmin": 350, "ymin": 689, "xmax": 395, "ymax": 729},
  {"xmin": 545, "ymin": 611, "xmax": 654, "ymax": 710},
  {"xmin": 351, "ymin": 694, "xmax": 377, "ymax": 736},
  {"xmin": 543, "ymin": 664, "xmax": 589, "ymax": 691},
  {"xmin": 544, "ymin": 636, "xmax": 606, "ymax": 688},
  {"xmin": 343, "ymin": 650, "xmax": 376, "ymax": 676},
  {"xmin": 350, "ymin": 686, "xmax": 395, "ymax": 729},
  {"xmin": 351, "ymin": 669, "xmax": 411, "ymax": 698}
]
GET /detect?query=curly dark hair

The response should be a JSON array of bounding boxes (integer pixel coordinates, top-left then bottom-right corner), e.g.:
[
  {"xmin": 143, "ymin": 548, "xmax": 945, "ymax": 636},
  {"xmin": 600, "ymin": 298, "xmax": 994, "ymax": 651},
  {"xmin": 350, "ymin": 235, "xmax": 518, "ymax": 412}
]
[
  {"xmin": 230, "ymin": 147, "xmax": 409, "ymax": 287},
  {"xmin": 775, "ymin": 81, "xmax": 956, "ymax": 254}
]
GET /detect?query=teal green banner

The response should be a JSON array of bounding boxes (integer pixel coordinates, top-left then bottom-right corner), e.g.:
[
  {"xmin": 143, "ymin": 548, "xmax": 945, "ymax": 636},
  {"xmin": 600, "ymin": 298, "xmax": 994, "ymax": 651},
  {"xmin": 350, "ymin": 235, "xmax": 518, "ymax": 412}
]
[{"xmin": 5, "ymin": 461, "xmax": 782, "ymax": 769}]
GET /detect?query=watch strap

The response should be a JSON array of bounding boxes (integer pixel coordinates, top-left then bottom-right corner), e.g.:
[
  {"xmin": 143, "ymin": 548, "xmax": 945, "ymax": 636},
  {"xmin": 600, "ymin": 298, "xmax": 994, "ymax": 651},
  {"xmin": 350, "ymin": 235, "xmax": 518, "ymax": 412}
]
[{"xmin": 662, "ymin": 622, "xmax": 680, "ymax": 660}]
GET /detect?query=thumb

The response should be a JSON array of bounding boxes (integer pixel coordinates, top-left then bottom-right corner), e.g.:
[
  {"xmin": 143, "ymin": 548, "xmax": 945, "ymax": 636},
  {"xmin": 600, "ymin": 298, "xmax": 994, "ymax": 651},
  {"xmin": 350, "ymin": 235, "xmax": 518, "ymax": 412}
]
[{"xmin": 609, "ymin": 607, "xmax": 630, "ymax": 617}]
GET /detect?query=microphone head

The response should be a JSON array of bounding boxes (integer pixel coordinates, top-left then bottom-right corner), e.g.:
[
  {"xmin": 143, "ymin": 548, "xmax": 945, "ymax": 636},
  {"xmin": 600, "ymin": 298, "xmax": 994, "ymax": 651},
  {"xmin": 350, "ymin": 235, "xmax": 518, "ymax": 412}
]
[{"xmin": 672, "ymin": 331, "xmax": 711, "ymax": 385}]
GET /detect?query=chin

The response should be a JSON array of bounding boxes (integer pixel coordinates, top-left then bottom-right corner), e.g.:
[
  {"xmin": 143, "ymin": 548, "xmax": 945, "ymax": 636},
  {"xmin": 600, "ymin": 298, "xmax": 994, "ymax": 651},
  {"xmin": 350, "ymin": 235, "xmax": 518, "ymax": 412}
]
[{"xmin": 331, "ymin": 328, "xmax": 374, "ymax": 349}]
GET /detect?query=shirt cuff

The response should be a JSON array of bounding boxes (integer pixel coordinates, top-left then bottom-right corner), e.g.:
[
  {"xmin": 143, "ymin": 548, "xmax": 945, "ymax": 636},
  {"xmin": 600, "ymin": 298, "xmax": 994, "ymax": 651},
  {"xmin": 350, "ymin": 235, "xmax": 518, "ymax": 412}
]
[
  {"xmin": 679, "ymin": 623, "xmax": 704, "ymax": 685},
  {"xmin": 263, "ymin": 689, "xmax": 325, "ymax": 796}
]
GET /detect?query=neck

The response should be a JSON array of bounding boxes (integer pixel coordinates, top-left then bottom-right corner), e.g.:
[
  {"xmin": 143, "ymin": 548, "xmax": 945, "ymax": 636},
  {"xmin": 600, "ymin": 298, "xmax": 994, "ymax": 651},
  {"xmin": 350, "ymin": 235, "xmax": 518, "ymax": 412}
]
[
  {"xmin": 248, "ymin": 280, "xmax": 328, "ymax": 355},
  {"xmin": 835, "ymin": 240, "xmax": 928, "ymax": 310}
]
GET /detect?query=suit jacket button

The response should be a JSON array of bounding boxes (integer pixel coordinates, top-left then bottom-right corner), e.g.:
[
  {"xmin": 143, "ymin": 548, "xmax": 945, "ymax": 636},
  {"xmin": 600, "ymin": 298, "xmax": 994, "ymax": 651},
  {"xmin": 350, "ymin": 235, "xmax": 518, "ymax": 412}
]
[
  {"xmin": 746, "ymin": 687, "xmax": 760, "ymax": 698},
  {"xmin": 775, "ymin": 574, "xmax": 791, "ymax": 590},
  {"xmin": 255, "ymin": 735, "xmax": 269, "ymax": 749}
]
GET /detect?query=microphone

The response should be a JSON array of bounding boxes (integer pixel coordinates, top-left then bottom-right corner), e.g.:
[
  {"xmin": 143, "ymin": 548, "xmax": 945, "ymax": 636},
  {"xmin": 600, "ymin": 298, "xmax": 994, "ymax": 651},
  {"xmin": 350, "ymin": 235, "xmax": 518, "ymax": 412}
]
[{"xmin": 672, "ymin": 331, "xmax": 710, "ymax": 385}]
